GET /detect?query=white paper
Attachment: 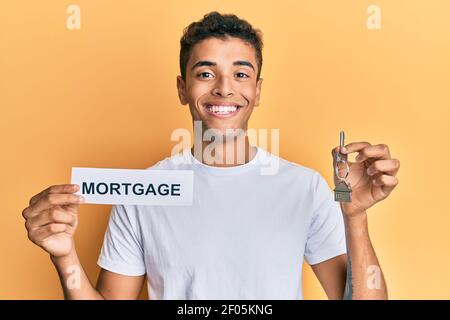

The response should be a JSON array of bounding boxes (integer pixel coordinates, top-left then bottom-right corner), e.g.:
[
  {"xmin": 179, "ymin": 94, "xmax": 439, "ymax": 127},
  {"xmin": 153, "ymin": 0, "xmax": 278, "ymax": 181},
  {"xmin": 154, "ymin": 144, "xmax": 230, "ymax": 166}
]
[{"xmin": 71, "ymin": 167, "xmax": 193, "ymax": 206}]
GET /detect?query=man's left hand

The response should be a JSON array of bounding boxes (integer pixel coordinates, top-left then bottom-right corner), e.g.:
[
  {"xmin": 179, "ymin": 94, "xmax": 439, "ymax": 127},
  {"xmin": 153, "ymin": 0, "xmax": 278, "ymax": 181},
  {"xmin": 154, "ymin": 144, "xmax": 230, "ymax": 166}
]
[{"xmin": 331, "ymin": 142, "xmax": 400, "ymax": 217}]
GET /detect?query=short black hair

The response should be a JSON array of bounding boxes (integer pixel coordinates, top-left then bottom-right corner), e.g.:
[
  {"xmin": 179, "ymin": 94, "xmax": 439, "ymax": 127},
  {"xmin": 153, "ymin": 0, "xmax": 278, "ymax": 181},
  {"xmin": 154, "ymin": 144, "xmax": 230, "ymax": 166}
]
[{"xmin": 179, "ymin": 11, "xmax": 263, "ymax": 81}]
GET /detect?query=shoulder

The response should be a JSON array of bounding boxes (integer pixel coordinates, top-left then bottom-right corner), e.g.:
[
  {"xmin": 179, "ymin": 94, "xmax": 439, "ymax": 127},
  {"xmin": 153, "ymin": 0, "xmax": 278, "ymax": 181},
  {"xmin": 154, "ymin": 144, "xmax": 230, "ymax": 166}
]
[
  {"xmin": 144, "ymin": 149, "xmax": 192, "ymax": 171},
  {"xmin": 260, "ymin": 148, "xmax": 333, "ymax": 201}
]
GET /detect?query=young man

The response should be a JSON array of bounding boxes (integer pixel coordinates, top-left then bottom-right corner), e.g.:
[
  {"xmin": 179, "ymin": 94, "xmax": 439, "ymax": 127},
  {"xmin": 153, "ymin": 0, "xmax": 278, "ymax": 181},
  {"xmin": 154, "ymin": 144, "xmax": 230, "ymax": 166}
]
[{"xmin": 22, "ymin": 12, "xmax": 400, "ymax": 299}]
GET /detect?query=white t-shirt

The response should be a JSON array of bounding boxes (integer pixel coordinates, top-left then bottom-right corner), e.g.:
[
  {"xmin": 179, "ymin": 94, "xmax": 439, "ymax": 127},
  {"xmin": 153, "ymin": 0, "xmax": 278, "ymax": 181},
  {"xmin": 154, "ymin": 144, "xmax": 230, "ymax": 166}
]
[{"xmin": 97, "ymin": 147, "xmax": 347, "ymax": 299}]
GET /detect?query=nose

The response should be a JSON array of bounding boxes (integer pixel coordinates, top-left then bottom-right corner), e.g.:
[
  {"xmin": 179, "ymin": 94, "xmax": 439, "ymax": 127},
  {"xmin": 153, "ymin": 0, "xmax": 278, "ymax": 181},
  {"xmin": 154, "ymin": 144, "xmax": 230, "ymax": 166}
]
[{"xmin": 212, "ymin": 76, "xmax": 234, "ymax": 97}]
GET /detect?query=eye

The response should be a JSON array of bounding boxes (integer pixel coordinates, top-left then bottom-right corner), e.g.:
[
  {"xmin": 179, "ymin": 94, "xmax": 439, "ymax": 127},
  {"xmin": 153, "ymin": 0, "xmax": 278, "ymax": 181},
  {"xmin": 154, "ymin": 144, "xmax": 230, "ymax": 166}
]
[
  {"xmin": 235, "ymin": 72, "xmax": 249, "ymax": 78},
  {"xmin": 197, "ymin": 72, "xmax": 214, "ymax": 79}
]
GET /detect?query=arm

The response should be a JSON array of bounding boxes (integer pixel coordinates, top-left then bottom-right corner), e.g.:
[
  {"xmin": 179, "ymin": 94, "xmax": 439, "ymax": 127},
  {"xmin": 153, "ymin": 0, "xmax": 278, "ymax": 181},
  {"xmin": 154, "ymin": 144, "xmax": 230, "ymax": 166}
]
[
  {"xmin": 311, "ymin": 212, "xmax": 387, "ymax": 300},
  {"xmin": 315, "ymin": 141, "xmax": 400, "ymax": 299},
  {"xmin": 342, "ymin": 212, "xmax": 387, "ymax": 299},
  {"xmin": 310, "ymin": 254, "xmax": 347, "ymax": 300},
  {"xmin": 51, "ymin": 246, "xmax": 145, "ymax": 300}
]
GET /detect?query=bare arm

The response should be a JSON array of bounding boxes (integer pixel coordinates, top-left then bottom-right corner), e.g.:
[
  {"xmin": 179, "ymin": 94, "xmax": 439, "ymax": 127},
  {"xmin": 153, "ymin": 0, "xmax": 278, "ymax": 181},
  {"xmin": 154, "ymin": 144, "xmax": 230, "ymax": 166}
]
[
  {"xmin": 311, "ymin": 212, "xmax": 387, "ymax": 300},
  {"xmin": 342, "ymin": 212, "xmax": 387, "ymax": 299},
  {"xmin": 321, "ymin": 141, "xmax": 400, "ymax": 299},
  {"xmin": 96, "ymin": 269, "xmax": 145, "ymax": 300},
  {"xmin": 51, "ymin": 246, "xmax": 145, "ymax": 299},
  {"xmin": 310, "ymin": 254, "xmax": 347, "ymax": 300}
]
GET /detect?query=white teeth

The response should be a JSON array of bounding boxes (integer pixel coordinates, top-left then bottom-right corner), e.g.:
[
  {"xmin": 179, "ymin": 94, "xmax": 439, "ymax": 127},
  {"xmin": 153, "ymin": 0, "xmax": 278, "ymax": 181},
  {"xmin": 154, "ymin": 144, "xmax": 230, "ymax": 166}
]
[{"xmin": 206, "ymin": 105, "xmax": 238, "ymax": 114}]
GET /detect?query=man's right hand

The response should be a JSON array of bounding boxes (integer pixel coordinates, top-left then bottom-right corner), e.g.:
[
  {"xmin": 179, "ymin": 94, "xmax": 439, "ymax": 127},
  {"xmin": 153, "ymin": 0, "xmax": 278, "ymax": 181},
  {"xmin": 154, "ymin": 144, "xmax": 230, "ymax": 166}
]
[
  {"xmin": 22, "ymin": 184, "xmax": 85, "ymax": 258},
  {"xmin": 22, "ymin": 184, "xmax": 145, "ymax": 300}
]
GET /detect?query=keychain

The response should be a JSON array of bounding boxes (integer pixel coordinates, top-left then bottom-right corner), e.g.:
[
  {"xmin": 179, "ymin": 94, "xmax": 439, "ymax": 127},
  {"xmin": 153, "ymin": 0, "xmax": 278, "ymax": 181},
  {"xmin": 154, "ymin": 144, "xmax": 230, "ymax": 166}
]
[{"xmin": 334, "ymin": 130, "xmax": 352, "ymax": 202}]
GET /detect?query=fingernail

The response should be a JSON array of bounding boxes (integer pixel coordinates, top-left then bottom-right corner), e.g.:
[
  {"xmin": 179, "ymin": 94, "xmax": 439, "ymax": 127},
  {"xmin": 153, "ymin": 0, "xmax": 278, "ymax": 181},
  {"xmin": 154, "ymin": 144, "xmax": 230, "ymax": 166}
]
[
  {"xmin": 355, "ymin": 154, "xmax": 362, "ymax": 161},
  {"xmin": 366, "ymin": 168, "xmax": 372, "ymax": 175},
  {"xmin": 341, "ymin": 147, "xmax": 347, "ymax": 153}
]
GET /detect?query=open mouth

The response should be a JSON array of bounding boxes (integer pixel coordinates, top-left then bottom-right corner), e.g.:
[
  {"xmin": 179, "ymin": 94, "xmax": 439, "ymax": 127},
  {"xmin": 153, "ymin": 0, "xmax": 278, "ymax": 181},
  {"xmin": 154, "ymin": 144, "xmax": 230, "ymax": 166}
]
[{"xmin": 203, "ymin": 104, "xmax": 241, "ymax": 118}]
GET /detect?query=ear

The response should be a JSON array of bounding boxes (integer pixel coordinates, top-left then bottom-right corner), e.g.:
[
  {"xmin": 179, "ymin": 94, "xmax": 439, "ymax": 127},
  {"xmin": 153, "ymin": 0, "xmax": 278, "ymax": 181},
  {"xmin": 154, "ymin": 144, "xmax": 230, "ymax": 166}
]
[
  {"xmin": 254, "ymin": 77, "xmax": 263, "ymax": 107},
  {"xmin": 176, "ymin": 75, "xmax": 188, "ymax": 105}
]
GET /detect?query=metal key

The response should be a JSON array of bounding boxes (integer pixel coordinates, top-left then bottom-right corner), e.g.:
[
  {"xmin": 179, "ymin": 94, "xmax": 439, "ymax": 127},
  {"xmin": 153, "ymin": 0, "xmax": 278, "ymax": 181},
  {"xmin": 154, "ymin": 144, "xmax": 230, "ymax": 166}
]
[{"xmin": 334, "ymin": 130, "xmax": 352, "ymax": 202}]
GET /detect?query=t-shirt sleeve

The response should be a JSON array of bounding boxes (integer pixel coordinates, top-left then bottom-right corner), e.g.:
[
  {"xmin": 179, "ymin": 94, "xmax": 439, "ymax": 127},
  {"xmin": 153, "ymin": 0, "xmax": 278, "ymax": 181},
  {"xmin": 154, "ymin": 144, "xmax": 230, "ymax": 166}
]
[
  {"xmin": 304, "ymin": 172, "xmax": 347, "ymax": 265},
  {"xmin": 97, "ymin": 205, "xmax": 146, "ymax": 276}
]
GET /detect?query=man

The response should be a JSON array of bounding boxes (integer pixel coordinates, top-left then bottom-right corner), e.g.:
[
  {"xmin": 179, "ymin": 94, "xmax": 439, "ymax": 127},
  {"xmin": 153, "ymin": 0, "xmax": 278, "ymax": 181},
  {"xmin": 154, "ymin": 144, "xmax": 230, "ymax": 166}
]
[{"xmin": 22, "ymin": 12, "xmax": 400, "ymax": 299}]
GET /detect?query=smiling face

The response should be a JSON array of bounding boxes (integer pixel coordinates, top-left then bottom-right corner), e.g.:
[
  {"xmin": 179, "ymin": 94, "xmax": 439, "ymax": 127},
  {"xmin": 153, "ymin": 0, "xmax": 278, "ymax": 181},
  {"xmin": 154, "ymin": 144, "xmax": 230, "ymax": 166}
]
[{"xmin": 177, "ymin": 37, "xmax": 263, "ymax": 134}]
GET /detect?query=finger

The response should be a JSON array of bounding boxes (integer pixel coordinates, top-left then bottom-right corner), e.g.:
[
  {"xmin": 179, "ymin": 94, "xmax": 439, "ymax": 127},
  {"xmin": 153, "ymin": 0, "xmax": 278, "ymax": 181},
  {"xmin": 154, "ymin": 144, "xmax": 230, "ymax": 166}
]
[
  {"xmin": 366, "ymin": 159, "xmax": 400, "ymax": 176},
  {"xmin": 25, "ymin": 208, "xmax": 77, "ymax": 231},
  {"xmin": 372, "ymin": 174, "xmax": 399, "ymax": 193},
  {"xmin": 28, "ymin": 223, "xmax": 75, "ymax": 244},
  {"xmin": 61, "ymin": 203, "xmax": 79, "ymax": 214},
  {"xmin": 340, "ymin": 141, "xmax": 372, "ymax": 155},
  {"xmin": 28, "ymin": 193, "xmax": 85, "ymax": 216},
  {"xmin": 353, "ymin": 144, "xmax": 391, "ymax": 162},
  {"xmin": 23, "ymin": 193, "xmax": 83, "ymax": 220},
  {"xmin": 29, "ymin": 184, "xmax": 80, "ymax": 206}
]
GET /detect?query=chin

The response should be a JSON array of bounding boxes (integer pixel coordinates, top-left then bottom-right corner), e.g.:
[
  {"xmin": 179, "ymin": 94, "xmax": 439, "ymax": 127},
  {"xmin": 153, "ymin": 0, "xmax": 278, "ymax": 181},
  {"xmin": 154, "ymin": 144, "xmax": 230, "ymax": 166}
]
[{"xmin": 204, "ymin": 123, "xmax": 247, "ymax": 137}]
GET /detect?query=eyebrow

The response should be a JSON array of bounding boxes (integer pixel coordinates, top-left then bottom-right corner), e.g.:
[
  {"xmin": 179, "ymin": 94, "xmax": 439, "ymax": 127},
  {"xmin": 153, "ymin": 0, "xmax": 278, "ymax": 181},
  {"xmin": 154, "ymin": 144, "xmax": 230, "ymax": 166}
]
[{"xmin": 191, "ymin": 60, "xmax": 255, "ymax": 71}]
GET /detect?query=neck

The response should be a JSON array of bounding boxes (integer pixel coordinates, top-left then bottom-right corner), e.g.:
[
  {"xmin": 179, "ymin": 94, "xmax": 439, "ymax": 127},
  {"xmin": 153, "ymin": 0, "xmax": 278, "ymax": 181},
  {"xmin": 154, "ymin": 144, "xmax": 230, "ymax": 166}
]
[{"xmin": 191, "ymin": 134, "xmax": 257, "ymax": 167}]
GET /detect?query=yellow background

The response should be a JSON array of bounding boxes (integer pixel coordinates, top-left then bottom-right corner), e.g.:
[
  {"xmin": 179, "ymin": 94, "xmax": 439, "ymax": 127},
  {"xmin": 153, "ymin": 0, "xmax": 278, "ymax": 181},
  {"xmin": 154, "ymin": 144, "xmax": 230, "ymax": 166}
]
[{"xmin": 1, "ymin": 0, "xmax": 449, "ymax": 299}]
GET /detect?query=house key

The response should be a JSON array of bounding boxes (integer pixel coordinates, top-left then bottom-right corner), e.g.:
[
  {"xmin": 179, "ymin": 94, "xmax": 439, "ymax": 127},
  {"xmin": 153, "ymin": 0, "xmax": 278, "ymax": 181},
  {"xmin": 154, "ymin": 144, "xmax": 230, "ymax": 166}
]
[{"xmin": 334, "ymin": 130, "xmax": 352, "ymax": 202}]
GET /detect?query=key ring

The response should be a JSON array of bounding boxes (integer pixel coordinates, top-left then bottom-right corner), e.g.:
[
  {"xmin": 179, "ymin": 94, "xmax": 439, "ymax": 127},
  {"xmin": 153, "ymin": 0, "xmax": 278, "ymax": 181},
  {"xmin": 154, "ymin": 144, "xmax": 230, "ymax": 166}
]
[{"xmin": 335, "ymin": 157, "xmax": 350, "ymax": 181}]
